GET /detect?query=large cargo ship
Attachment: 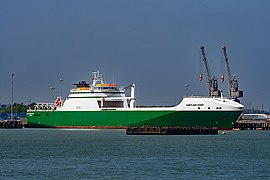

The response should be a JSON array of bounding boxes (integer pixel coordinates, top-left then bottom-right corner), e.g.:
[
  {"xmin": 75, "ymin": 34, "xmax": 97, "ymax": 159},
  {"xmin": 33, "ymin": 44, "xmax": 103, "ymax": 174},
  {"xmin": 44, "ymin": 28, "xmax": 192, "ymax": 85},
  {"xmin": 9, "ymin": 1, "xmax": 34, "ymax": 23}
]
[{"xmin": 27, "ymin": 71, "xmax": 244, "ymax": 129}]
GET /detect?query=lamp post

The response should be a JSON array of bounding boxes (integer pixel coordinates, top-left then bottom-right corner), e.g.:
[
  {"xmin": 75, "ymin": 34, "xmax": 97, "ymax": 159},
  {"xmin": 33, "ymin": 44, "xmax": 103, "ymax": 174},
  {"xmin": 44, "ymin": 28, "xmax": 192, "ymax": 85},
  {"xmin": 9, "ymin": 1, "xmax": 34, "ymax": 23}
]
[
  {"xmin": 185, "ymin": 84, "xmax": 189, "ymax": 96},
  {"xmin": 49, "ymin": 86, "xmax": 55, "ymax": 103},
  {"xmin": 11, "ymin": 73, "xmax": 14, "ymax": 121},
  {"xmin": 59, "ymin": 79, "xmax": 63, "ymax": 98}
]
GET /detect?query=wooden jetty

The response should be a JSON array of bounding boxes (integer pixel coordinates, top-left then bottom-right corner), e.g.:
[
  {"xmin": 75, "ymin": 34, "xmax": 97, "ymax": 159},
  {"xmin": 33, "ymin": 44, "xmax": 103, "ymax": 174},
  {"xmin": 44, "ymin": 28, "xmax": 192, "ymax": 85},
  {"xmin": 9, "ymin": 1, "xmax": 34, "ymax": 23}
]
[{"xmin": 126, "ymin": 126, "xmax": 218, "ymax": 135}]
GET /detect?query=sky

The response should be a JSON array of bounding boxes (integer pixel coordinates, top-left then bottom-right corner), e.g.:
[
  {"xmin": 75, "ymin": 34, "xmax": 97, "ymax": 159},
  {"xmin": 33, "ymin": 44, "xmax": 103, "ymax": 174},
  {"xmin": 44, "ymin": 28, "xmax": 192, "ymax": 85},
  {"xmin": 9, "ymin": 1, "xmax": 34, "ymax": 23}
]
[{"xmin": 0, "ymin": 0, "xmax": 270, "ymax": 110}]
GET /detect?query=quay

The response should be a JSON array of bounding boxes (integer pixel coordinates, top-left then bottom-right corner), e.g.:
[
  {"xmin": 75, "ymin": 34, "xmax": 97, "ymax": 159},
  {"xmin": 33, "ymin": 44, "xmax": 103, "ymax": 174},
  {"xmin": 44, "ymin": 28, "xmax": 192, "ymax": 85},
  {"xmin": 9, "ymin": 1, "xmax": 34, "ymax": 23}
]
[
  {"xmin": 126, "ymin": 126, "xmax": 218, "ymax": 135},
  {"xmin": 234, "ymin": 120, "xmax": 270, "ymax": 130},
  {"xmin": 235, "ymin": 114, "xmax": 270, "ymax": 130},
  {"xmin": 0, "ymin": 120, "xmax": 23, "ymax": 128}
]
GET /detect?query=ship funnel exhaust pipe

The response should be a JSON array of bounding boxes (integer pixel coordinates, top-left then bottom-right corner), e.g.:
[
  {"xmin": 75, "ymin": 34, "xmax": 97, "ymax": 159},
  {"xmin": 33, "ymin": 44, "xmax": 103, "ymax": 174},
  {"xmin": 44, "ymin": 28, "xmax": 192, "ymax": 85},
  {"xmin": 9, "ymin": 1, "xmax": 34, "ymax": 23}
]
[{"xmin": 130, "ymin": 83, "xmax": 136, "ymax": 108}]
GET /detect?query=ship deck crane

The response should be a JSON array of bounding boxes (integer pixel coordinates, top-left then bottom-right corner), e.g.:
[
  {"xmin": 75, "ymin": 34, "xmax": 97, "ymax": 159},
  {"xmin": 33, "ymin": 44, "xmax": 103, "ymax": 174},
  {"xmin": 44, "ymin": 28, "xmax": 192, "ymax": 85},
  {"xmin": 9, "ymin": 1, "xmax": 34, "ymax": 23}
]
[
  {"xmin": 200, "ymin": 46, "xmax": 221, "ymax": 97},
  {"xmin": 222, "ymin": 46, "xmax": 243, "ymax": 102}
]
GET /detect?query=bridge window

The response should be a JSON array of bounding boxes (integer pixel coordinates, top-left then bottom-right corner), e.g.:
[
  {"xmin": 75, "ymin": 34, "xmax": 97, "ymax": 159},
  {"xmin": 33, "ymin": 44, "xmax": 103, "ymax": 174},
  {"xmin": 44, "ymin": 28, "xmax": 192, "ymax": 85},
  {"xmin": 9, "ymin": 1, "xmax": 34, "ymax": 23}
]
[{"xmin": 98, "ymin": 101, "xmax": 124, "ymax": 108}]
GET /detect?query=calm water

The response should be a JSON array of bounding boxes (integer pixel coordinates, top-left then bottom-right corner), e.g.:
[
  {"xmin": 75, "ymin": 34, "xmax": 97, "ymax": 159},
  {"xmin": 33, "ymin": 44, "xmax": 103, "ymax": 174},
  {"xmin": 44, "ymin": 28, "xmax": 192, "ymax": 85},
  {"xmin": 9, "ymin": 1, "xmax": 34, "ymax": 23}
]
[{"xmin": 0, "ymin": 129, "xmax": 270, "ymax": 179}]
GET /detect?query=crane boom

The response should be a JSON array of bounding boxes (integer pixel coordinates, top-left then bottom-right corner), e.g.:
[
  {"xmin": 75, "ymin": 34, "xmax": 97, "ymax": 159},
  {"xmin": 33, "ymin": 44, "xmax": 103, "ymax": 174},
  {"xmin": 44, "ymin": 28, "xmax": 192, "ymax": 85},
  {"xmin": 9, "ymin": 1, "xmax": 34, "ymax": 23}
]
[
  {"xmin": 222, "ymin": 46, "xmax": 243, "ymax": 101},
  {"xmin": 200, "ymin": 46, "xmax": 212, "ymax": 82},
  {"xmin": 222, "ymin": 46, "xmax": 232, "ymax": 84},
  {"xmin": 200, "ymin": 46, "xmax": 221, "ymax": 97}
]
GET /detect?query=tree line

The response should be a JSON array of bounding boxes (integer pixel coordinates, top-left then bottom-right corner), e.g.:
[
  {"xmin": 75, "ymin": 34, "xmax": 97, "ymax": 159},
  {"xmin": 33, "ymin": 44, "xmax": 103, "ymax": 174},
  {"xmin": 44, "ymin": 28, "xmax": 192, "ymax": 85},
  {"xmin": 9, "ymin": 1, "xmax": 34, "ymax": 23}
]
[{"xmin": 0, "ymin": 104, "xmax": 28, "ymax": 113}]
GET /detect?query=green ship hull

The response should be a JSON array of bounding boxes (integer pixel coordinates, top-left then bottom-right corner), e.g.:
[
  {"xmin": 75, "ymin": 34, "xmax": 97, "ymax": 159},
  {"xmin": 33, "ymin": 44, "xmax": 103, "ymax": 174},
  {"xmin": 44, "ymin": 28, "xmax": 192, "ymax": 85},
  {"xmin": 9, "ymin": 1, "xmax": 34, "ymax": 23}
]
[{"xmin": 27, "ymin": 110, "xmax": 242, "ymax": 130}]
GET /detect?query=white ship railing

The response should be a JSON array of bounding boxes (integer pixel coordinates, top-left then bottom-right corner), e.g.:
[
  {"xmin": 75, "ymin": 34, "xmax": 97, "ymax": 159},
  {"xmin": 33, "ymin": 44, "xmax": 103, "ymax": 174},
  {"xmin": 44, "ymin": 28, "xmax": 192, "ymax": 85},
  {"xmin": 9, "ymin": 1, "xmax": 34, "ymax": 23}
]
[
  {"xmin": 28, "ymin": 103, "xmax": 55, "ymax": 111},
  {"xmin": 184, "ymin": 95, "xmax": 230, "ymax": 99}
]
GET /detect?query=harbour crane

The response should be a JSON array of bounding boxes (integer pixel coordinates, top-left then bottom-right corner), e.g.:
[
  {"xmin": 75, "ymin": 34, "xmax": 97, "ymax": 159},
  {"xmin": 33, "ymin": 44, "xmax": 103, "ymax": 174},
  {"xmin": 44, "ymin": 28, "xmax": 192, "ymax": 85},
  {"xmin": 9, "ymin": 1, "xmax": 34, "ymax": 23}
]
[
  {"xmin": 221, "ymin": 46, "xmax": 243, "ymax": 102},
  {"xmin": 200, "ymin": 46, "xmax": 221, "ymax": 97}
]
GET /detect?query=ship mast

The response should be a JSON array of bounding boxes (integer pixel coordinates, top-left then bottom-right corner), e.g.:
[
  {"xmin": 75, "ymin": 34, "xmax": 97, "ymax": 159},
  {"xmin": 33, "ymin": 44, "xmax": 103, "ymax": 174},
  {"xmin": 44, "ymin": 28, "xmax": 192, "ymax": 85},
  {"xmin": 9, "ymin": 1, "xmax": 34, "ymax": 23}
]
[
  {"xmin": 200, "ymin": 46, "xmax": 221, "ymax": 97},
  {"xmin": 222, "ymin": 46, "xmax": 243, "ymax": 102},
  {"xmin": 92, "ymin": 70, "xmax": 104, "ymax": 86}
]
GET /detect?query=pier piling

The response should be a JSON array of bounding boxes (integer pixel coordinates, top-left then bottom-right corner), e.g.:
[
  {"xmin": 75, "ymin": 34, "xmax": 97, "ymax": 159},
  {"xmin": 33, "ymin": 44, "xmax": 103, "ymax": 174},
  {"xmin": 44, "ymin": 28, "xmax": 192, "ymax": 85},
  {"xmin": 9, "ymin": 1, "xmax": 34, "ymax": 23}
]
[
  {"xmin": 126, "ymin": 126, "xmax": 218, "ymax": 135},
  {"xmin": 0, "ymin": 120, "xmax": 23, "ymax": 129},
  {"xmin": 234, "ymin": 120, "xmax": 270, "ymax": 130}
]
